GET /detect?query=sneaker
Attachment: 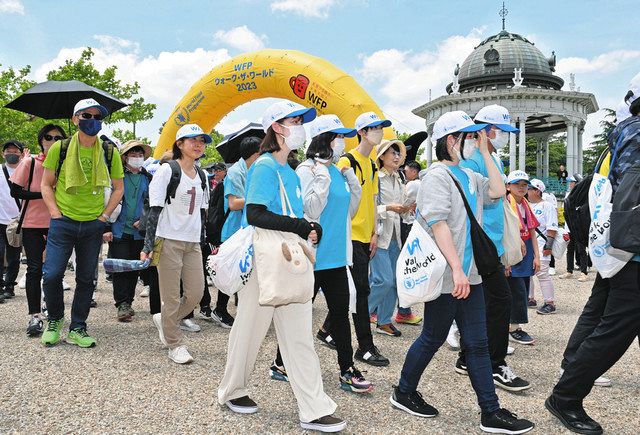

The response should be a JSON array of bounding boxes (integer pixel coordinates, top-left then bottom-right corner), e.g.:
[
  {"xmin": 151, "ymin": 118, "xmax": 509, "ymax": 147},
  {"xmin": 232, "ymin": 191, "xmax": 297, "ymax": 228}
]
[
  {"xmin": 41, "ymin": 303, "xmax": 48, "ymax": 319},
  {"xmin": 62, "ymin": 280, "xmax": 71, "ymax": 291},
  {"xmin": 18, "ymin": 274, "xmax": 26, "ymax": 289},
  {"xmin": 41, "ymin": 318, "xmax": 64, "ymax": 346},
  {"xmin": 26, "ymin": 315, "xmax": 44, "ymax": 337},
  {"xmin": 355, "ymin": 346, "xmax": 390, "ymax": 367},
  {"xmin": 454, "ymin": 358, "xmax": 468, "ymax": 375},
  {"xmin": 168, "ymin": 345, "xmax": 193, "ymax": 364},
  {"xmin": 90, "ymin": 299, "xmax": 97, "ymax": 308},
  {"xmin": 117, "ymin": 303, "xmax": 133, "ymax": 322},
  {"xmin": 0, "ymin": 293, "xmax": 4, "ymax": 303},
  {"xmin": 3, "ymin": 288, "xmax": 15, "ymax": 299},
  {"xmin": 390, "ymin": 386, "xmax": 438, "ymax": 418},
  {"xmin": 493, "ymin": 366, "xmax": 531, "ymax": 392},
  {"xmin": 139, "ymin": 287, "xmax": 149, "ymax": 298},
  {"xmin": 545, "ymin": 395, "xmax": 602, "ymax": 435},
  {"xmin": 559, "ymin": 368, "xmax": 612, "ymax": 387},
  {"xmin": 577, "ymin": 273, "xmax": 589, "ymax": 282},
  {"xmin": 536, "ymin": 303, "xmax": 556, "ymax": 315},
  {"xmin": 225, "ymin": 396, "xmax": 258, "ymax": 414},
  {"xmin": 369, "ymin": 313, "xmax": 377, "ymax": 324},
  {"xmin": 316, "ymin": 328, "xmax": 337, "ymax": 350},
  {"xmin": 152, "ymin": 313, "xmax": 167, "ymax": 346},
  {"xmin": 395, "ymin": 312, "xmax": 423, "ymax": 325},
  {"xmin": 66, "ymin": 328, "xmax": 97, "ymax": 348},
  {"xmin": 446, "ymin": 324, "xmax": 460, "ymax": 350},
  {"xmin": 509, "ymin": 329, "xmax": 535, "ymax": 345},
  {"xmin": 180, "ymin": 318, "xmax": 201, "ymax": 332},
  {"xmin": 211, "ymin": 308, "xmax": 234, "ymax": 329},
  {"xmin": 376, "ymin": 323, "xmax": 401, "ymax": 337},
  {"xmin": 558, "ymin": 272, "xmax": 573, "ymax": 279},
  {"xmin": 548, "ymin": 267, "xmax": 556, "ymax": 276},
  {"xmin": 300, "ymin": 415, "xmax": 346, "ymax": 433},
  {"xmin": 527, "ymin": 298, "xmax": 537, "ymax": 308},
  {"xmin": 340, "ymin": 366, "xmax": 373, "ymax": 393},
  {"xmin": 269, "ymin": 360, "xmax": 289, "ymax": 382},
  {"xmin": 506, "ymin": 346, "xmax": 515, "ymax": 355},
  {"xmin": 105, "ymin": 274, "xmax": 113, "ymax": 282},
  {"xmin": 198, "ymin": 306, "xmax": 214, "ymax": 322},
  {"xmin": 480, "ymin": 408, "xmax": 534, "ymax": 434}
]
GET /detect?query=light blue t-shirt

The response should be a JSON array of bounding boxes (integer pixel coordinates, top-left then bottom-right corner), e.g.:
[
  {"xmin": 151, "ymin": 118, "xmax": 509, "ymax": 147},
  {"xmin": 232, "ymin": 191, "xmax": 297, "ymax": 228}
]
[
  {"xmin": 449, "ymin": 166, "xmax": 477, "ymax": 276},
  {"xmin": 221, "ymin": 158, "xmax": 248, "ymax": 242},
  {"xmin": 315, "ymin": 165, "xmax": 351, "ymax": 271},
  {"xmin": 242, "ymin": 153, "xmax": 303, "ymax": 226},
  {"xmin": 460, "ymin": 149, "xmax": 505, "ymax": 257}
]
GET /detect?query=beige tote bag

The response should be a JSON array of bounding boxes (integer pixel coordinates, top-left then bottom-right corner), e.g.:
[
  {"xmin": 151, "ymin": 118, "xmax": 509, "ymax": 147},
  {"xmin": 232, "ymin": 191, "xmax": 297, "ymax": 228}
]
[{"xmin": 501, "ymin": 199, "xmax": 524, "ymax": 267}]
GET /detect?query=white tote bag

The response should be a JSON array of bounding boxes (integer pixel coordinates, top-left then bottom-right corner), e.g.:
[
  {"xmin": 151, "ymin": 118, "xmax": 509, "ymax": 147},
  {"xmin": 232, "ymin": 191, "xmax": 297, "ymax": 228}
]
[
  {"xmin": 396, "ymin": 220, "xmax": 447, "ymax": 308},
  {"xmin": 501, "ymin": 199, "xmax": 524, "ymax": 267},
  {"xmin": 587, "ymin": 174, "xmax": 633, "ymax": 278},
  {"xmin": 206, "ymin": 225, "xmax": 255, "ymax": 296},
  {"xmin": 551, "ymin": 227, "xmax": 570, "ymax": 259}
]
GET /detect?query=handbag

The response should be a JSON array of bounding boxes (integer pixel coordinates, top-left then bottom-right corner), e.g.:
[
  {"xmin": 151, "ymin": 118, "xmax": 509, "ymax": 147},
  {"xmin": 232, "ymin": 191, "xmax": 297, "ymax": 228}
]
[
  {"xmin": 206, "ymin": 225, "xmax": 255, "ymax": 296},
  {"xmin": 448, "ymin": 173, "xmax": 500, "ymax": 275},
  {"xmin": 253, "ymin": 172, "xmax": 316, "ymax": 306},
  {"xmin": 501, "ymin": 199, "xmax": 524, "ymax": 266},
  {"xmin": 6, "ymin": 158, "xmax": 34, "ymax": 248}
]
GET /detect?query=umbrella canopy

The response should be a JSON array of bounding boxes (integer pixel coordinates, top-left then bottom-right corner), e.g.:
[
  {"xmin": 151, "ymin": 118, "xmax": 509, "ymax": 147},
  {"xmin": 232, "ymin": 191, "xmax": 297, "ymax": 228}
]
[
  {"xmin": 216, "ymin": 122, "xmax": 265, "ymax": 164},
  {"xmin": 403, "ymin": 131, "xmax": 428, "ymax": 162},
  {"xmin": 4, "ymin": 80, "xmax": 128, "ymax": 119}
]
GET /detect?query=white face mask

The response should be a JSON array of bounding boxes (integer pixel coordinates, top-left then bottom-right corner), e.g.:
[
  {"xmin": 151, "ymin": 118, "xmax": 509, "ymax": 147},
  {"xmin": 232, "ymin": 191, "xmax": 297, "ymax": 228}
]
[
  {"xmin": 331, "ymin": 137, "xmax": 346, "ymax": 162},
  {"xmin": 365, "ymin": 129, "xmax": 384, "ymax": 146},
  {"xmin": 279, "ymin": 124, "xmax": 306, "ymax": 150},
  {"xmin": 463, "ymin": 138, "xmax": 477, "ymax": 159},
  {"xmin": 127, "ymin": 157, "xmax": 145, "ymax": 168},
  {"xmin": 491, "ymin": 130, "xmax": 510, "ymax": 149}
]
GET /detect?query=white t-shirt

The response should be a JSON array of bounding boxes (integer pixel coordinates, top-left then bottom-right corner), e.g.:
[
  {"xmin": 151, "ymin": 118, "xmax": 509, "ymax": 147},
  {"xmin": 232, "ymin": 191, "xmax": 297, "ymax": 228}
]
[
  {"xmin": 149, "ymin": 163, "xmax": 209, "ymax": 243},
  {"xmin": 532, "ymin": 200, "xmax": 559, "ymax": 259},
  {"xmin": 542, "ymin": 192, "xmax": 557, "ymax": 209},
  {"xmin": 0, "ymin": 165, "xmax": 19, "ymax": 225}
]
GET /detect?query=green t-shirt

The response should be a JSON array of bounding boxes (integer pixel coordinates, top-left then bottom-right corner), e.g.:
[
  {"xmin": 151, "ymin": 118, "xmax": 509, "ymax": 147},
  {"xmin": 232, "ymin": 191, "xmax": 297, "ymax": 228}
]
[{"xmin": 43, "ymin": 139, "xmax": 124, "ymax": 221}]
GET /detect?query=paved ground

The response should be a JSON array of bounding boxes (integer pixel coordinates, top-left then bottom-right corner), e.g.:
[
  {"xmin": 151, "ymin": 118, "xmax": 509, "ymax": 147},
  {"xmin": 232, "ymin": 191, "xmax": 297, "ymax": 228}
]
[{"xmin": 0, "ymin": 255, "xmax": 638, "ymax": 434}]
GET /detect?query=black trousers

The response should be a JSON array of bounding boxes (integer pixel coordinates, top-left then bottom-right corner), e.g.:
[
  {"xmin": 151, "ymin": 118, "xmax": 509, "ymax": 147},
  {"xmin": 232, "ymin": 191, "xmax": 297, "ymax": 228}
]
[
  {"xmin": 566, "ymin": 239, "xmax": 588, "ymax": 274},
  {"xmin": 553, "ymin": 262, "xmax": 640, "ymax": 407},
  {"xmin": 459, "ymin": 264, "xmax": 511, "ymax": 370},
  {"xmin": 111, "ymin": 235, "xmax": 144, "ymax": 307},
  {"xmin": 147, "ymin": 266, "xmax": 161, "ymax": 315},
  {"xmin": 21, "ymin": 228, "xmax": 48, "ymax": 314},
  {"xmin": 0, "ymin": 223, "xmax": 21, "ymax": 292}
]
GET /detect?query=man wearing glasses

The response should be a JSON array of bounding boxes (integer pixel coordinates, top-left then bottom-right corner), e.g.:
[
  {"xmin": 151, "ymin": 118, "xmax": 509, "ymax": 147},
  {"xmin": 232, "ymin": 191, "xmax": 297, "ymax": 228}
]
[{"xmin": 40, "ymin": 98, "xmax": 124, "ymax": 348}]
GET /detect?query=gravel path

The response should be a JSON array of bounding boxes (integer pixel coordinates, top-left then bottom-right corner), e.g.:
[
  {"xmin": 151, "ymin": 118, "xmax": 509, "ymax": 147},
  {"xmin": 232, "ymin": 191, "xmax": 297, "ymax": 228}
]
[{"xmin": 1, "ymin": 255, "xmax": 638, "ymax": 434}]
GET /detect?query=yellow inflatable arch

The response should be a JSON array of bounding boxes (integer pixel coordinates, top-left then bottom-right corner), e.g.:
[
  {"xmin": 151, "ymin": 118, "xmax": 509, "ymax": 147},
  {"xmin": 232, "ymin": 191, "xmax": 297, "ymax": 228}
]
[{"xmin": 154, "ymin": 49, "xmax": 394, "ymax": 158}]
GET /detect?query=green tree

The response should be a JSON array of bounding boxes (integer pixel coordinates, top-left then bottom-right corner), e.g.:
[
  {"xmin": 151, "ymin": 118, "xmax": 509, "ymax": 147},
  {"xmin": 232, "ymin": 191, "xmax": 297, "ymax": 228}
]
[
  {"xmin": 200, "ymin": 130, "xmax": 225, "ymax": 166},
  {"xmin": 583, "ymin": 108, "xmax": 615, "ymax": 174}
]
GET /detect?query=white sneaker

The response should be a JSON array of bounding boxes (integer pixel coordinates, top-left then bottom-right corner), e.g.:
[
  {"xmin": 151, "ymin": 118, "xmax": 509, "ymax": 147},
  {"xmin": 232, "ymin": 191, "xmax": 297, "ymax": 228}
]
[
  {"xmin": 559, "ymin": 369, "xmax": 612, "ymax": 387},
  {"xmin": 577, "ymin": 273, "xmax": 589, "ymax": 282},
  {"xmin": 62, "ymin": 279, "xmax": 71, "ymax": 290},
  {"xmin": 506, "ymin": 346, "xmax": 515, "ymax": 355},
  {"xmin": 558, "ymin": 272, "xmax": 573, "ymax": 279},
  {"xmin": 18, "ymin": 274, "xmax": 26, "ymax": 289},
  {"xmin": 168, "ymin": 345, "xmax": 193, "ymax": 364},
  {"xmin": 139, "ymin": 287, "xmax": 149, "ymax": 298},
  {"xmin": 180, "ymin": 318, "xmax": 201, "ymax": 332},
  {"xmin": 446, "ymin": 323, "xmax": 460, "ymax": 350},
  {"xmin": 549, "ymin": 267, "xmax": 556, "ymax": 276},
  {"xmin": 152, "ymin": 313, "xmax": 167, "ymax": 346}
]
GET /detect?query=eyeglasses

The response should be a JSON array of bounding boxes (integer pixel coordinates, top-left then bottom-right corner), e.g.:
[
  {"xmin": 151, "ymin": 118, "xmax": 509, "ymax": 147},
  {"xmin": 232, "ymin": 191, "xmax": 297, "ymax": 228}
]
[
  {"xmin": 44, "ymin": 134, "xmax": 64, "ymax": 141},
  {"xmin": 78, "ymin": 112, "xmax": 103, "ymax": 120},
  {"xmin": 391, "ymin": 150, "xmax": 402, "ymax": 158}
]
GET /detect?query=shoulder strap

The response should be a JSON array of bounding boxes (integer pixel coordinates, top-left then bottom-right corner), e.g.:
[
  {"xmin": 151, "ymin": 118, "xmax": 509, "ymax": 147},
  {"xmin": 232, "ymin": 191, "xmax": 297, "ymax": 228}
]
[
  {"xmin": 196, "ymin": 166, "xmax": 207, "ymax": 192},
  {"xmin": 55, "ymin": 138, "xmax": 72, "ymax": 179},
  {"xmin": 344, "ymin": 152, "xmax": 365, "ymax": 185},
  {"xmin": 102, "ymin": 141, "xmax": 114, "ymax": 173},
  {"xmin": 165, "ymin": 160, "xmax": 182, "ymax": 204},
  {"xmin": 3, "ymin": 164, "xmax": 21, "ymax": 209},
  {"xmin": 276, "ymin": 172, "xmax": 295, "ymax": 217},
  {"xmin": 447, "ymin": 172, "xmax": 478, "ymax": 225},
  {"xmin": 15, "ymin": 157, "xmax": 36, "ymax": 233}
]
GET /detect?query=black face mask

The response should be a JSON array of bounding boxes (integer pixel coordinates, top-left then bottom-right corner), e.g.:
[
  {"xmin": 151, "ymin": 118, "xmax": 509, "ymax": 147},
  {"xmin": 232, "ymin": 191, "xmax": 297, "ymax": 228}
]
[{"xmin": 4, "ymin": 154, "xmax": 20, "ymax": 164}]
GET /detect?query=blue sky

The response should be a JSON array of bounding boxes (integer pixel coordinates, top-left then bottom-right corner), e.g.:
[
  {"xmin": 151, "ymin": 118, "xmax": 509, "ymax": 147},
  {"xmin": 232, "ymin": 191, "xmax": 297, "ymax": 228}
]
[{"xmin": 1, "ymin": 0, "xmax": 639, "ymax": 146}]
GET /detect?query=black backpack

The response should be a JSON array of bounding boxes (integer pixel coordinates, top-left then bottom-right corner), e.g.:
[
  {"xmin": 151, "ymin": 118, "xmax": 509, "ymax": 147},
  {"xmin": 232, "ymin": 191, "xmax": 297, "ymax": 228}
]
[
  {"xmin": 563, "ymin": 174, "xmax": 593, "ymax": 247},
  {"xmin": 610, "ymin": 163, "xmax": 640, "ymax": 253},
  {"xmin": 55, "ymin": 137, "xmax": 115, "ymax": 179},
  {"xmin": 343, "ymin": 152, "xmax": 377, "ymax": 185},
  {"xmin": 205, "ymin": 180, "xmax": 230, "ymax": 246}
]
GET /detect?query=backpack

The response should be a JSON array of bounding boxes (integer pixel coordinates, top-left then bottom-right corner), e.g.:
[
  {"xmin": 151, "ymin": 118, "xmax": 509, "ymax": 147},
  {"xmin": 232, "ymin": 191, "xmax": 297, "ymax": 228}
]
[
  {"xmin": 343, "ymin": 152, "xmax": 377, "ymax": 186},
  {"xmin": 55, "ymin": 137, "xmax": 115, "ymax": 179},
  {"xmin": 610, "ymin": 163, "xmax": 640, "ymax": 253},
  {"xmin": 205, "ymin": 180, "xmax": 230, "ymax": 246},
  {"xmin": 563, "ymin": 174, "xmax": 593, "ymax": 247}
]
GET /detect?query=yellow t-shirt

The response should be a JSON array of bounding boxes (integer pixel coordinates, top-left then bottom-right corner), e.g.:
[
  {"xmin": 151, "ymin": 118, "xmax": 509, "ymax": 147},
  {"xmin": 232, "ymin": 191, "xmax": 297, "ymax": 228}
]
[
  {"xmin": 598, "ymin": 152, "xmax": 610, "ymax": 176},
  {"xmin": 337, "ymin": 149, "xmax": 379, "ymax": 243}
]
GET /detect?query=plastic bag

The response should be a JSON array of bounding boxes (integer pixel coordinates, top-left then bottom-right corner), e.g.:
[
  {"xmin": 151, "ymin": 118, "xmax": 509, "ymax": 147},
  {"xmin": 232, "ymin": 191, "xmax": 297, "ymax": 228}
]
[
  {"xmin": 206, "ymin": 225, "xmax": 255, "ymax": 296},
  {"xmin": 551, "ymin": 227, "xmax": 570, "ymax": 259}
]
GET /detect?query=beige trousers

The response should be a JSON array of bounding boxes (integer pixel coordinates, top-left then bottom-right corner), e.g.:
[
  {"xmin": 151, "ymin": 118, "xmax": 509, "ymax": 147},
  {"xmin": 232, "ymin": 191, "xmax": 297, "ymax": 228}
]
[
  {"xmin": 157, "ymin": 239, "xmax": 204, "ymax": 349},
  {"xmin": 217, "ymin": 271, "xmax": 337, "ymax": 423}
]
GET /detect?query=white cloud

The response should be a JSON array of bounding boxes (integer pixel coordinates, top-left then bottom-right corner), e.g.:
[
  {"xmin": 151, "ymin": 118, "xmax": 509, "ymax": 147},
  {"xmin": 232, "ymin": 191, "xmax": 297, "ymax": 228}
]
[
  {"xmin": 270, "ymin": 0, "xmax": 337, "ymax": 18},
  {"xmin": 556, "ymin": 50, "xmax": 640, "ymax": 77},
  {"xmin": 214, "ymin": 25, "xmax": 266, "ymax": 52},
  {"xmin": 0, "ymin": 0, "xmax": 24, "ymax": 14}
]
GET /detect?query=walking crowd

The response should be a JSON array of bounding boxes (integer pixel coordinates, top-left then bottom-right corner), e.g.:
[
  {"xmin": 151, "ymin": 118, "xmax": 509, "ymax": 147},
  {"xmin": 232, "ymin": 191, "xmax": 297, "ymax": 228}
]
[{"xmin": 1, "ymin": 70, "xmax": 639, "ymax": 435}]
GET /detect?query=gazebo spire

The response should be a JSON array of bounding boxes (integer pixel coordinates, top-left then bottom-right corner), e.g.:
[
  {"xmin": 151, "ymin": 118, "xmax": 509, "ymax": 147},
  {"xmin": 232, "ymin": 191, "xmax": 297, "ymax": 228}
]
[{"xmin": 499, "ymin": 1, "xmax": 508, "ymax": 31}]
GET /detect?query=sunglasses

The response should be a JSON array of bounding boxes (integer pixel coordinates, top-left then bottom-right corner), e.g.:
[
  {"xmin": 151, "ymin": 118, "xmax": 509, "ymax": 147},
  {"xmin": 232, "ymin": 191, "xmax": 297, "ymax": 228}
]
[
  {"xmin": 44, "ymin": 134, "xmax": 64, "ymax": 141},
  {"xmin": 78, "ymin": 112, "xmax": 103, "ymax": 120}
]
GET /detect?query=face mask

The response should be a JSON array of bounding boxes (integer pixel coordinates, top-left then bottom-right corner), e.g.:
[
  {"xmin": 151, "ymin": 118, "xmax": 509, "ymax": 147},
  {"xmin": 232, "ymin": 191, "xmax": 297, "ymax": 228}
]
[
  {"xmin": 127, "ymin": 157, "xmax": 145, "ymax": 168},
  {"xmin": 78, "ymin": 119, "xmax": 102, "ymax": 136},
  {"xmin": 491, "ymin": 130, "xmax": 509, "ymax": 149},
  {"xmin": 279, "ymin": 124, "xmax": 306, "ymax": 150},
  {"xmin": 366, "ymin": 129, "xmax": 384, "ymax": 146},
  {"xmin": 4, "ymin": 154, "xmax": 19, "ymax": 165},
  {"xmin": 463, "ymin": 138, "xmax": 477, "ymax": 159},
  {"xmin": 331, "ymin": 137, "xmax": 346, "ymax": 162}
]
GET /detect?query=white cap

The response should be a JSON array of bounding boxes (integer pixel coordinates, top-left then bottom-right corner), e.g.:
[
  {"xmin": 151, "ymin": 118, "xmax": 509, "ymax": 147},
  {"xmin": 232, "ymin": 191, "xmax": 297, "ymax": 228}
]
[
  {"xmin": 261, "ymin": 100, "xmax": 316, "ymax": 132},
  {"xmin": 529, "ymin": 178, "xmax": 546, "ymax": 192},
  {"xmin": 73, "ymin": 98, "xmax": 108, "ymax": 117},
  {"xmin": 474, "ymin": 105, "xmax": 519, "ymax": 132},
  {"xmin": 507, "ymin": 170, "xmax": 530, "ymax": 184},
  {"xmin": 175, "ymin": 124, "xmax": 212, "ymax": 143},
  {"xmin": 431, "ymin": 110, "xmax": 488, "ymax": 144},
  {"xmin": 626, "ymin": 71, "xmax": 640, "ymax": 105},
  {"xmin": 615, "ymin": 99, "xmax": 632, "ymax": 125},
  {"xmin": 308, "ymin": 114, "xmax": 356, "ymax": 139},
  {"xmin": 354, "ymin": 112, "xmax": 392, "ymax": 131}
]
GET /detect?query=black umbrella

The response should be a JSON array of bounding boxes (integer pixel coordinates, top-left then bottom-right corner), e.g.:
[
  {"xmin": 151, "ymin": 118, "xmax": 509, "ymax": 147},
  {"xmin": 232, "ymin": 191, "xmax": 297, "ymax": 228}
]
[
  {"xmin": 403, "ymin": 131, "xmax": 428, "ymax": 162},
  {"xmin": 4, "ymin": 80, "xmax": 128, "ymax": 119},
  {"xmin": 216, "ymin": 122, "xmax": 265, "ymax": 164}
]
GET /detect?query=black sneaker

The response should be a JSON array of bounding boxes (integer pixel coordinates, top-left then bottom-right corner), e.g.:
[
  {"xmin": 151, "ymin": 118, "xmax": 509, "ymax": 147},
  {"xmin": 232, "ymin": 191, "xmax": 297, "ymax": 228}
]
[
  {"xmin": 480, "ymin": 408, "xmax": 534, "ymax": 434},
  {"xmin": 117, "ymin": 303, "xmax": 133, "ymax": 322},
  {"xmin": 3, "ymin": 288, "xmax": 15, "ymax": 299},
  {"xmin": 225, "ymin": 395, "xmax": 258, "ymax": 414},
  {"xmin": 90, "ymin": 299, "xmax": 98, "ymax": 308},
  {"xmin": 26, "ymin": 315, "xmax": 44, "ymax": 337},
  {"xmin": 390, "ymin": 385, "xmax": 438, "ymax": 418},
  {"xmin": 300, "ymin": 415, "xmax": 346, "ymax": 432},
  {"xmin": 545, "ymin": 395, "xmax": 603, "ymax": 435},
  {"xmin": 355, "ymin": 345, "xmax": 390, "ymax": 367},
  {"xmin": 316, "ymin": 328, "xmax": 337, "ymax": 350},
  {"xmin": 454, "ymin": 358, "xmax": 468, "ymax": 375},
  {"xmin": 509, "ymin": 328, "xmax": 534, "ymax": 345},
  {"xmin": 105, "ymin": 274, "xmax": 113, "ymax": 282},
  {"xmin": 198, "ymin": 306, "xmax": 214, "ymax": 322},
  {"xmin": 493, "ymin": 365, "xmax": 531, "ymax": 392},
  {"xmin": 0, "ymin": 292, "xmax": 5, "ymax": 304},
  {"xmin": 211, "ymin": 308, "xmax": 234, "ymax": 328}
]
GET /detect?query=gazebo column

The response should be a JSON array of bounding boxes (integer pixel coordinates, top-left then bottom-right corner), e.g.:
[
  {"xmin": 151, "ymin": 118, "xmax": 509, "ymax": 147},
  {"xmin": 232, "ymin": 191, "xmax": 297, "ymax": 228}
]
[
  {"xmin": 577, "ymin": 125, "xmax": 584, "ymax": 175},
  {"xmin": 543, "ymin": 137, "xmax": 550, "ymax": 178},
  {"xmin": 426, "ymin": 135, "xmax": 433, "ymax": 166},
  {"xmin": 566, "ymin": 122, "xmax": 576, "ymax": 176},
  {"xmin": 536, "ymin": 139, "xmax": 543, "ymax": 178},
  {"xmin": 518, "ymin": 115, "xmax": 526, "ymax": 171},
  {"xmin": 509, "ymin": 120, "xmax": 517, "ymax": 171}
]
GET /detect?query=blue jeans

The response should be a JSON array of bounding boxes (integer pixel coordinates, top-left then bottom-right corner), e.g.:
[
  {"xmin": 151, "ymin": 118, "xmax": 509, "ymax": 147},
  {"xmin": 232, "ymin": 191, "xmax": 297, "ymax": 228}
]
[
  {"xmin": 368, "ymin": 239, "xmax": 400, "ymax": 325},
  {"xmin": 398, "ymin": 285, "xmax": 500, "ymax": 413},
  {"xmin": 42, "ymin": 216, "xmax": 105, "ymax": 331},
  {"xmin": 507, "ymin": 276, "xmax": 530, "ymax": 325}
]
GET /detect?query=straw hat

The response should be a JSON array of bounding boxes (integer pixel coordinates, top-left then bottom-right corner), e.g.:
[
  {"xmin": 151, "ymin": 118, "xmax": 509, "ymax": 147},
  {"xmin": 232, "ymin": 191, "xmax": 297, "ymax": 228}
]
[
  {"xmin": 120, "ymin": 140, "xmax": 152, "ymax": 159},
  {"xmin": 375, "ymin": 139, "xmax": 406, "ymax": 166}
]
